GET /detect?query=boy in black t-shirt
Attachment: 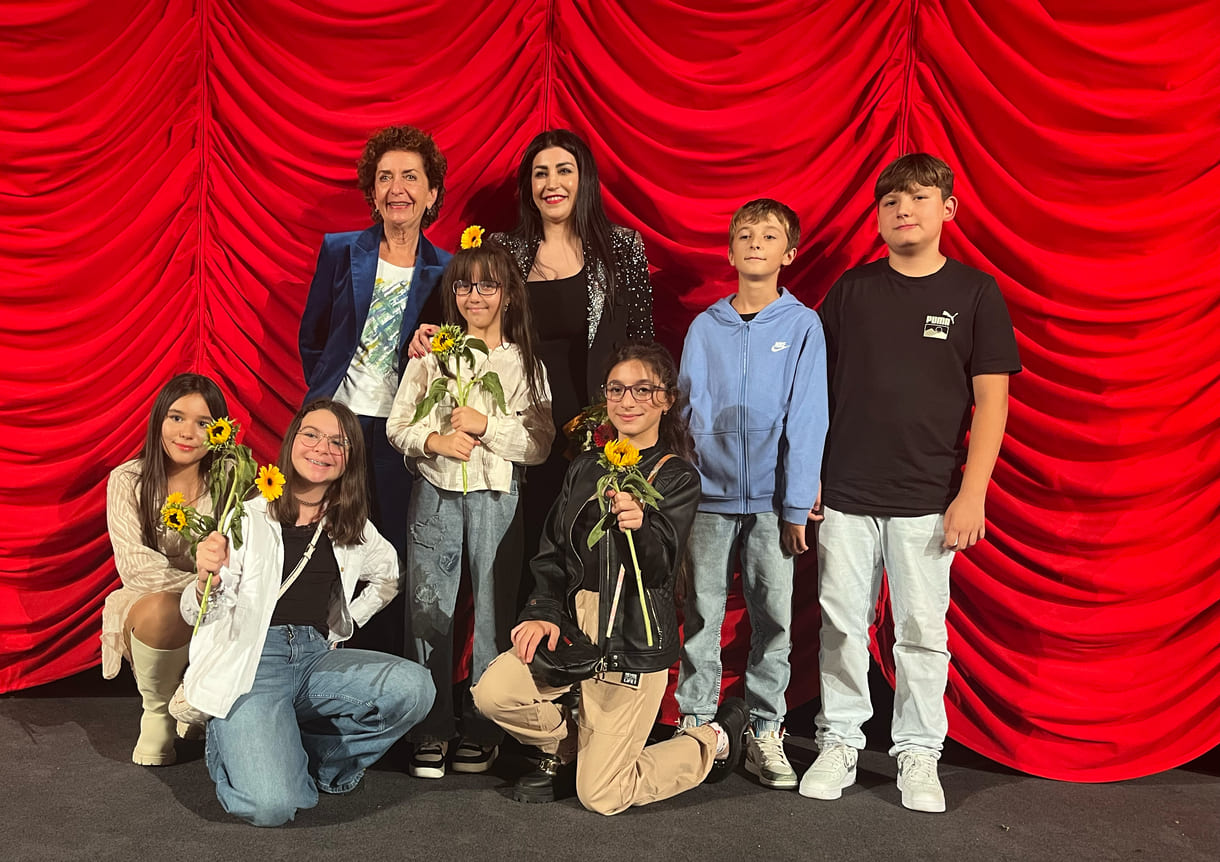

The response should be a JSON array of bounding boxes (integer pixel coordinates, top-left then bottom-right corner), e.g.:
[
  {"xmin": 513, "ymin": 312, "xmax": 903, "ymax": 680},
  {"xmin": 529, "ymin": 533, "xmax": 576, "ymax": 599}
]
[{"xmin": 799, "ymin": 154, "xmax": 1020, "ymax": 813}]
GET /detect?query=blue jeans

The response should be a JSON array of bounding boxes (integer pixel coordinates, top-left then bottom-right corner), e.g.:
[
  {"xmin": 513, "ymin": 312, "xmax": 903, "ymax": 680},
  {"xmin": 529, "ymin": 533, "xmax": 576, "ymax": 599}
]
[
  {"xmin": 675, "ymin": 511, "xmax": 794, "ymax": 732},
  {"xmin": 404, "ymin": 474, "xmax": 522, "ymax": 744},
  {"xmin": 205, "ymin": 625, "xmax": 433, "ymax": 827},
  {"xmin": 815, "ymin": 507, "xmax": 952, "ymax": 756}
]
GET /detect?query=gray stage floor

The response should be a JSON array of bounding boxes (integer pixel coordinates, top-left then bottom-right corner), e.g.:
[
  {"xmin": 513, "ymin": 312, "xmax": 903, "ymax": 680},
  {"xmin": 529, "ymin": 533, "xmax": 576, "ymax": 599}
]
[{"xmin": 3, "ymin": 671, "xmax": 1216, "ymax": 862}]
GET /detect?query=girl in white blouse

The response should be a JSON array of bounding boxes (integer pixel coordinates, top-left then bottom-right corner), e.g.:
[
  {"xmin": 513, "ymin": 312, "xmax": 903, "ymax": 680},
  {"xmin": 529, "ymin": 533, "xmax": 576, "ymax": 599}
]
[{"xmin": 388, "ymin": 239, "xmax": 553, "ymax": 779}]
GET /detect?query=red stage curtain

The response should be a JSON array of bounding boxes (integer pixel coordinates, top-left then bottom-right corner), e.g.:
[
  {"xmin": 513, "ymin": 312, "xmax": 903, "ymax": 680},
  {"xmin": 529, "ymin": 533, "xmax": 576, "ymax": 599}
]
[{"xmin": 1, "ymin": 1, "xmax": 1216, "ymax": 781}]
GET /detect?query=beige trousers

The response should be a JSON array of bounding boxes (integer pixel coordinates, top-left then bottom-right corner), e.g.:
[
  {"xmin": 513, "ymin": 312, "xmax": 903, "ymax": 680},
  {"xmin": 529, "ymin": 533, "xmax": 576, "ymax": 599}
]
[{"xmin": 473, "ymin": 590, "xmax": 718, "ymax": 815}]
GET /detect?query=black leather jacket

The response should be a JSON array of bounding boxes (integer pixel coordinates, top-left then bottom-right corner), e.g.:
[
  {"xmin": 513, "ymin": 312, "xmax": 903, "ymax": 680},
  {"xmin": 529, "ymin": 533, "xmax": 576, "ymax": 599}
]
[{"xmin": 520, "ymin": 446, "xmax": 700, "ymax": 673}]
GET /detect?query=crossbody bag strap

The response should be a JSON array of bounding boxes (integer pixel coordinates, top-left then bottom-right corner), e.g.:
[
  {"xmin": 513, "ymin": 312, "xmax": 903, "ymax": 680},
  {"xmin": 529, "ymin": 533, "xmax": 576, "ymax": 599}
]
[{"xmin": 277, "ymin": 520, "xmax": 325, "ymax": 600}]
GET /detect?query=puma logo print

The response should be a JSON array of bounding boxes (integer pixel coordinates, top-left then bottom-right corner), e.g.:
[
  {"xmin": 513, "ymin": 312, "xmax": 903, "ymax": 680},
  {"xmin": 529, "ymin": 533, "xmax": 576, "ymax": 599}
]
[{"xmin": 923, "ymin": 310, "xmax": 958, "ymax": 340}]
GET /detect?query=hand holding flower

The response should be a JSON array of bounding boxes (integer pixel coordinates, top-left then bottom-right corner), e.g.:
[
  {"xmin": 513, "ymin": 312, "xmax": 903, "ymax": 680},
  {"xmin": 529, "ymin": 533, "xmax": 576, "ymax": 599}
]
[
  {"xmin": 449, "ymin": 405, "xmax": 488, "ymax": 437},
  {"xmin": 426, "ymin": 430, "xmax": 481, "ymax": 461},
  {"xmin": 195, "ymin": 531, "xmax": 229, "ymax": 599},
  {"xmin": 608, "ymin": 488, "xmax": 644, "ymax": 531}
]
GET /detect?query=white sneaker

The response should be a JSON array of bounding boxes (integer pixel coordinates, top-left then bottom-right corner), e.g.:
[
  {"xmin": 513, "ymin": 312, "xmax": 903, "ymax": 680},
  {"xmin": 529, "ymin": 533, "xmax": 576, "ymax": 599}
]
[
  {"xmin": 896, "ymin": 751, "xmax": 946, "ymax": 813},
  {"xmin": 744, "ymin": 729, "xmax": 798, "ymax": 789},
  {"xmin": 798, "ymin": 744, "xmax": 858, "ymax": 800},
  {"xmin": 409, "ymin": 741, "xmax": 448, "ymax": 779}
]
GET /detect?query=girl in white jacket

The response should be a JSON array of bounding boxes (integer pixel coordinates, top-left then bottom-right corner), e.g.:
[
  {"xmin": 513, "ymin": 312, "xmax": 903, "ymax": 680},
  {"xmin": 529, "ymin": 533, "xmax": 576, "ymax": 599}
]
[{"xmin": 182, "ymin": 399, "xmax": 434, "ymax": 827}]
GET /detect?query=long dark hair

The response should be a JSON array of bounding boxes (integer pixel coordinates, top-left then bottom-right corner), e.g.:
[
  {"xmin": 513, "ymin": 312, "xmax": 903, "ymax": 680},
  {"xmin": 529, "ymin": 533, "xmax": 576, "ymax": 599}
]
[
  {"xmin": 603, "ymin": 342, "xmax": 695, "ymax": 463},
  {"xmin": 137, "ymin": 374, "xmax": 228, "ymax": 547},
  {"xmin": 269, "ymin": 399, "xmax": 369, "ymax": 546},
  {"xmin": 440, "ymin": 243, "xmax": 547, "ymax": 408},
  {"xmin": 509, "ymin": 129, "xmax": 619, "ymax": 306}
]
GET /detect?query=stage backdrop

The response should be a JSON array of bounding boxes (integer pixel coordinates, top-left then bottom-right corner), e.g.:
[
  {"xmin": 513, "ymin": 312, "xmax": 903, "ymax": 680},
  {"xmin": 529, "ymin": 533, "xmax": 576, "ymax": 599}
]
[{"xmin": 2, "ymin": 1, "xmax": 1217, "ymax": 781}]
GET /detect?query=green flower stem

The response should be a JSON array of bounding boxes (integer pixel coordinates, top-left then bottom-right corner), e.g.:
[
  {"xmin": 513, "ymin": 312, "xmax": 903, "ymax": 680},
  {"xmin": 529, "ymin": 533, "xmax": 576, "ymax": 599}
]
[
  {"xmin": 624, "ymin": 528, "xmax": 653, "ymax": 647},
  {"xmin": 192, "ymin": 576, "xmax": 213, "ymax": 638},
  {"xmin": 453, "ymin": 359, "xmax": 469, "ymax": 494}
]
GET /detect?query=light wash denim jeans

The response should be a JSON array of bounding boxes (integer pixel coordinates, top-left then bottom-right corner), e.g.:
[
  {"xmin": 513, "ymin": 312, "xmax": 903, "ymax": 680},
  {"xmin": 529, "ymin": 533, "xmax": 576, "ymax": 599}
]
[
  {"xmin": 675, "ymin": 511, "xmax": 794, "ymax": 733},
  {"xmin": 815, "ymin": 506, "xmax": 953, "ymax": 757},
  {"xmin": 404, "ymin": 474, "xmax": 522, "ymax": 745},
  {"xmin": 205, "ymin": 625, "xmax": 433, "ymax": 827}
]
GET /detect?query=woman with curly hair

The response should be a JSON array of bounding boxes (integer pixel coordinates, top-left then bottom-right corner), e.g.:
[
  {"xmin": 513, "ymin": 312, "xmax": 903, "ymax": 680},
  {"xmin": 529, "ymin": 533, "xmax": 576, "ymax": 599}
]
[{"xmin": 299, "ymin": 125, "xmax": 452, "ymax": 574}]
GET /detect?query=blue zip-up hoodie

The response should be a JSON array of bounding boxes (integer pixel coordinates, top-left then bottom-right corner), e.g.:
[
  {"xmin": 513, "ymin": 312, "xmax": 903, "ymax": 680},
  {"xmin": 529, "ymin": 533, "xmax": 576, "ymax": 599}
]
[{"xmin": 678, "ymin": 288, "xmax": 828, "ymax": 523}]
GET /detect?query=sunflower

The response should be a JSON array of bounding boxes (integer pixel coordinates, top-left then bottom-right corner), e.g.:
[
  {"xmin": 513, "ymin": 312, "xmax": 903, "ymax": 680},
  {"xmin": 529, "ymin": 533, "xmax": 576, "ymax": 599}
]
[
  {"xmin": 161, "ymin": 507, "xmax": 188, "ymax": 532},
  {"xmin": 429, "ymin": 323, "xmax": 463, "ymax": 357},
  {"xmin": 460, "ymin": 224, "xmax": 485, "ymax": 249},
  {"xmin": 207, "ymin": 417, "xmax": 234, "ymax": 447},
  {"xmin": 256, "ymin": 464, "xmax": 286, "ymax": 502},
  {"xmin": 164, "ymin": 492, "xmax": 186, "ymax": 508},
  {"xmin": 603, "ymin": 438, "xmax": 641, "ymax": 469}
]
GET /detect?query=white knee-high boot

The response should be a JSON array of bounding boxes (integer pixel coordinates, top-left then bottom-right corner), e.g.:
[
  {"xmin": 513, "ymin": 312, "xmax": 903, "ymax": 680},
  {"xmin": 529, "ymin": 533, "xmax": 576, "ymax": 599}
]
[{"xmin": 129, "ymin": 633, "xmax": 189, "ymax": 766}]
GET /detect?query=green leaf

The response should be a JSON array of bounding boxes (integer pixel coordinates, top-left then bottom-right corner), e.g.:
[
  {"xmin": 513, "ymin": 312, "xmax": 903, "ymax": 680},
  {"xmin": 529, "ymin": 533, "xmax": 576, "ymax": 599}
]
[
  {"xmin": 586, "ymin": 511, "xmax": 615, "ymax": 549},
  {"xmin": 465, "ymin": 337, "xmax": 489, "ymax": 356},
  {"xmin": 477, "ymin": 371, "xmax": 508, "ymax": 414},
  {"xmin": 410, "ymin": 377, "xmax": 454, "ymax": 423}
]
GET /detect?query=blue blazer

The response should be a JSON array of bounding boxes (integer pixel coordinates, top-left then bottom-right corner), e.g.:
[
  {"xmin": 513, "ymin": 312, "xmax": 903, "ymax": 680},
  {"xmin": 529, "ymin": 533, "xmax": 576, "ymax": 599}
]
[{"xmin": 299, "ymin": 223, "xmax": 451, "ymax": 404}]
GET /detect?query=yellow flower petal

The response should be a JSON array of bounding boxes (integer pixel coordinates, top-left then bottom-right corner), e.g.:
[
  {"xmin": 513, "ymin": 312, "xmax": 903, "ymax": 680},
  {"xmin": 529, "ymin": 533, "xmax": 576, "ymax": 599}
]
[
  {"xmin": 256, "ymin": 464, "xmax": 286, "ymax": 501},
  {"xmin": 161, "ymin": 507, "xmax": 188, "ymax": 532},
  {"xmin": 164, "ymin": 492, "xmax": 186, "ymax": 508},
  {"xmin": 460, "ymin": 225, "xmax": 485, "ymax": 249},
  {"xmin": 207, "ymin": 417, "xmax": 234, "ymax": 447}
]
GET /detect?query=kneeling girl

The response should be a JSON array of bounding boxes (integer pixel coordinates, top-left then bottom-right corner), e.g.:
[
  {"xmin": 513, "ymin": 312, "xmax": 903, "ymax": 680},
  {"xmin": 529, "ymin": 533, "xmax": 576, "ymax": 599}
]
[{"xmin": 182, "ymin": 399, "xmax": 434, "ymax": 827}]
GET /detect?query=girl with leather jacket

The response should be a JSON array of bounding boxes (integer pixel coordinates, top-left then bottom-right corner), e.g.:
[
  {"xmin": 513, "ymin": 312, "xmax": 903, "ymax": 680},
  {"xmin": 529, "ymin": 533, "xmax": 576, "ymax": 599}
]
[{"xmin": 473, "ymin": 342, "xmax": 748, "ymax": 815}]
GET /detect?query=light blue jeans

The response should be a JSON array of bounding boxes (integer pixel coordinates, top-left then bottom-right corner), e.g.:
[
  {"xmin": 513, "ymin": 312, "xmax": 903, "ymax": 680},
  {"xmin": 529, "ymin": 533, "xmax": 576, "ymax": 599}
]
[
  {"xmin": 815, "ymin": 506, "xmax": 953, "ymax": 757},
  {"xmin": 404, "ymin": 474, "xmax": 521, "ymax": 745},
  {"xmin": 205, "ymin": 625, "xmax": 434, "ymax": 827},
  {"xmin": 676, "ymin": 511, "xmax": 794, "ymax": 733}
]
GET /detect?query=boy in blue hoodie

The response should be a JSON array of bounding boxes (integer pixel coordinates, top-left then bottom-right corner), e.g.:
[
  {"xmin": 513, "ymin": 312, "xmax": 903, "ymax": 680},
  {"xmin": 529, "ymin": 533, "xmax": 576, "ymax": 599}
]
[{"xmin": 676, "ymin": 199, "xmax": 828, "ymax": 790}]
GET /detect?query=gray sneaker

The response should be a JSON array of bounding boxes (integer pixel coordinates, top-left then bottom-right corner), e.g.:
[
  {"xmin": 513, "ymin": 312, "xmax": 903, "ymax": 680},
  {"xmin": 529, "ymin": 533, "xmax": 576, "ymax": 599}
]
[
  {"xmin": 896, "ymin": 751, "xmax": 945, "ymax": 813},
  {"xmin": 745, "ymin": 729, "xmax": 798, "ymax": 789},
  {"xmin": 798, "ymin": 743, "xmax": 858, "ymax": 800}
]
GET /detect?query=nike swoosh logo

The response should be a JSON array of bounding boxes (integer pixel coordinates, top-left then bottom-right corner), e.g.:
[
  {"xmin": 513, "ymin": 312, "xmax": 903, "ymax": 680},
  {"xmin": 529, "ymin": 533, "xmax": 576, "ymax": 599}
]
[{"xmin": 771, "ymin": 342, "xmax": 789, "ymax": 352}]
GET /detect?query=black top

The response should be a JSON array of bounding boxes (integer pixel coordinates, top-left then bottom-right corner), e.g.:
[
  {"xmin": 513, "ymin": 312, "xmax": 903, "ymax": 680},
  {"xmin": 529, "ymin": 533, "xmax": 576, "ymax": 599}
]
[
  {"xmin": 529, "ymin": 267, "xmax": 591, "ymax": 450},
  {"xmin": 819, "ymin": 258, "xmax": 1021, "ymax": 516},
  {"xmin": 271, "ymin": 522, "xmax": 340, "ymax": 634}
]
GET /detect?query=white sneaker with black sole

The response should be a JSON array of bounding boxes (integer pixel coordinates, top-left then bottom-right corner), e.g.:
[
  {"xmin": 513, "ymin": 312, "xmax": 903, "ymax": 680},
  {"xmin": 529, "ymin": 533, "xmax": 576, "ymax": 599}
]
[
  {"xmin": 451, "ymin": 741, "xmax": 498, "ymax": 774},
  {"xmin": 409, "ymin": 741, "xmax": 448, "ymax": 779},
  {"xmin": 744, "ymin": 729, "xmax": 798, "ymax": 789}
]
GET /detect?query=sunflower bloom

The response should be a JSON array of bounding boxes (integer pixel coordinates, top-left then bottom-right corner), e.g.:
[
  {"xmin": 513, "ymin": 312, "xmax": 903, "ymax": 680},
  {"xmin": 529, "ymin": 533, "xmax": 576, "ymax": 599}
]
[
  {"xmin": 603, "ymin": 438, "xmax": 641, "ymax": 469},
  {"xmin": 460, "ymin": 224, "xmax": 485, "ymax": 249},
  {"xmin": 162, "ymin": 507, "xmax": 188, "ymax": 532},
  {"xmin": 164, "ymin": 492, "xmax": 186, "ymax": 507},
  {"xmin": 429, "ymin": 323, "xmax": 463, "ymax": 358},
  {"xmin": 207, "ymin": 417, "xmax": 234, "ymax": 447},
  {"xmin": 256, "ymin": 464, "xmax": 286, "ymax": 501}
]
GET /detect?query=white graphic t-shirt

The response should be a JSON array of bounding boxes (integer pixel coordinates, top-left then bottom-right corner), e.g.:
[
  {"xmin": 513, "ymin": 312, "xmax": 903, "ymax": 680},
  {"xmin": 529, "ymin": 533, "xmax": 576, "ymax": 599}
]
[{"xmin": 334, "ymin": 259, "xmax": 414, "ymax": 417}]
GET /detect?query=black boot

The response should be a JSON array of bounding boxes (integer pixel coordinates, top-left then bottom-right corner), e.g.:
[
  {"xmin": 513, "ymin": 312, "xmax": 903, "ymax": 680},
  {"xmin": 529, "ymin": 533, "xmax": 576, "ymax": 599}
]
[{"xmin": 513, "ymin": 753, "xmax": 562, "ymax": 803}]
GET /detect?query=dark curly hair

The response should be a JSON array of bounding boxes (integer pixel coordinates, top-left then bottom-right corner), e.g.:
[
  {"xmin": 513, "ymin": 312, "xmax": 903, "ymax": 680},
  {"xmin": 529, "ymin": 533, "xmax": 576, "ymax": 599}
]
[{"xmin": 356, "ymin": 125, "xmax": 447, "ymax": 228}]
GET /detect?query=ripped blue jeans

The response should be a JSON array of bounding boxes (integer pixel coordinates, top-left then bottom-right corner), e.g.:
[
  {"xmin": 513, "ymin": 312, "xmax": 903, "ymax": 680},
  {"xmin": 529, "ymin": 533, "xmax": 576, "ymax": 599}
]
[{"xmin": 404, "ymin": 473, "xmax": 522, "ymax": 745}]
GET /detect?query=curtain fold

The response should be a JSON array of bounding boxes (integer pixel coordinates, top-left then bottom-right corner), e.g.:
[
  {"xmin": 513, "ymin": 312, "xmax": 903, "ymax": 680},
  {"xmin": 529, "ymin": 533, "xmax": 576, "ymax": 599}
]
[{"xmin": 1, "ymin": 0, "xmax": 1216, "ymax": 782}]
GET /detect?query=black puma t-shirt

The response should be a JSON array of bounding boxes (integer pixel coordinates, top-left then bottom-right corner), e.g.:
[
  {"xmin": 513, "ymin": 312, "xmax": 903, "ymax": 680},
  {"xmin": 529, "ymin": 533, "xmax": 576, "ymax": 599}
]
[{"xmin": 818, "ymin": 258, "xmax": 1021, "ymax": 516}]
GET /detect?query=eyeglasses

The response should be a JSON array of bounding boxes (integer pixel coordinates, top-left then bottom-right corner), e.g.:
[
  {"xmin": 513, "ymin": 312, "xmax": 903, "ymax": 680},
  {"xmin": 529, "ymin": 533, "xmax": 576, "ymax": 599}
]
[
  {"xmin": 296, "ymin": 429, "xmax": 350, "ymax": 453},
  {"xmin": 452, "ymin": 280, "xmax": 502, "ymax": 296},
  {"xmin": 603, "ymin": 383, "xmax": 664, "ymax": 403}
]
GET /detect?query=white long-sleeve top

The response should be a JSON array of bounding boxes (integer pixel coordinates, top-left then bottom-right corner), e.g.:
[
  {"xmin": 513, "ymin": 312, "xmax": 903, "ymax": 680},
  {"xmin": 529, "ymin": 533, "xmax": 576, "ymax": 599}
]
[
  {"xmin": 386, "ymin": 342, "xmax": 554, "ymax": 493},
  {"xmin": 178, "ymin": 497, "xmax": 399, "ymax": 719}
]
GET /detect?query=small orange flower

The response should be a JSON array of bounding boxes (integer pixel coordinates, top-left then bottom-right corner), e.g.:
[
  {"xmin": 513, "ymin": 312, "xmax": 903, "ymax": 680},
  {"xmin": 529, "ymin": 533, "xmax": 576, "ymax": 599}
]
[{"xmin": 256, "ymin": 464, "xmax": 286, "ymax": 501}]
